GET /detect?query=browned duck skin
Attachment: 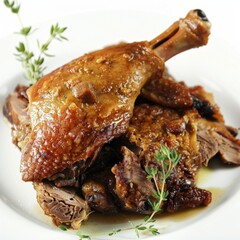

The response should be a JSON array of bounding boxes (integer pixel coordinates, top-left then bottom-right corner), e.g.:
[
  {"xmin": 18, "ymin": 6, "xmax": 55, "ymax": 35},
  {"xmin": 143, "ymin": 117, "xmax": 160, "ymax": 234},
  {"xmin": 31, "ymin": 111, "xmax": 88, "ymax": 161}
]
[
  {"xmin": 18, "ymin": 10, "xmax": 211, "ymax": 182},
  {"xmin": 141, "ymin": 71, "xmax": 225, "ymax": 122},
  {"xmin": 141, "ymin": 70, "xmax": 194, "ymax": 109}
]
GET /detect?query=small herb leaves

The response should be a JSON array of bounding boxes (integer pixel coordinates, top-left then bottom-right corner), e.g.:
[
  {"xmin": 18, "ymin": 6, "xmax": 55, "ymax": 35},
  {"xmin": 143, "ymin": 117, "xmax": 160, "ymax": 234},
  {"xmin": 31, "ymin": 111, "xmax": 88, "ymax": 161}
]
[
  {"xmin": 57, "ymin": 145, "xmax": 181, "ymax": 239},
  {"xmin": 4, "ymin": 0, "xmax": 20, "ymax": 14},
  {"xmin": 108, "ymin": 145, "xmax": 181, "ymax": 239},
  {"xmin": 76, "ymin": 230, "xmax": 91, "ymax": 240},
  {"xmin": 4, "ymin": 0, "xmax": 68, "ymax": 84},
  {"xmin": 58, "ymin": 225, "xmax": 67, "ymax": 231}
]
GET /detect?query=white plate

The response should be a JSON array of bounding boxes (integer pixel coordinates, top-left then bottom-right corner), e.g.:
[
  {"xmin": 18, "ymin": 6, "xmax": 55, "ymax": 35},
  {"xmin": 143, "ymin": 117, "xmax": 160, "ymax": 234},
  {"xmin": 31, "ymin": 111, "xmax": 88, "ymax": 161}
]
[{"xmin": 0, "ymin": 11, "xmax": 240, "ymax": 240}]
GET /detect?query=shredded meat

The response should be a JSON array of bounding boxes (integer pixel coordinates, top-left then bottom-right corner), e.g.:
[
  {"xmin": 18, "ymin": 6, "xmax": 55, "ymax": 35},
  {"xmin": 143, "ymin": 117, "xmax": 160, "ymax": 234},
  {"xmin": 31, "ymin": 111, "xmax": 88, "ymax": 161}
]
[
  {"xmin": 112, "ymin": 147, "xmax": 155, "ymax": 214},
  {"xmin": 34, "ymin": 181, "xmax": 90, "ymax": 229},
  {"xmin": 3, "ymin": 85, "xmax": 31, "ymax": 150},
  {"xmin": 198, "ymin": 119, "xmax": 240, "ymax": 165}
]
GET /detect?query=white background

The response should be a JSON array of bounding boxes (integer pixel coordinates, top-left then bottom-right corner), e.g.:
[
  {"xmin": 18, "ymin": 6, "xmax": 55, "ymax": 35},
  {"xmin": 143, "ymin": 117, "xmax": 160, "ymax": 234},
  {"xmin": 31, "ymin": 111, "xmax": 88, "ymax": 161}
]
[{"xmin": 0, "ymin": 1, "xmax": 240, "ymax": 240}]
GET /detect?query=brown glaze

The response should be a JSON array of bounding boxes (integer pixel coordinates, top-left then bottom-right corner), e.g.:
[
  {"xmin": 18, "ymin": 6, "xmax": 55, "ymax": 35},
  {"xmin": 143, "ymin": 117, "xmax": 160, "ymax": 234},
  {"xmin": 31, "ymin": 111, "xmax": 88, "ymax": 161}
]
[
  {"xmin": 20, "ymin": 9, "xmax": 211, "ymax": 182},
  {"xmin": 127, "ymin": 104, "xmax": 201, "ymax": 179},
  {"xmin": 190, "ymin": 85, "xmax": 224, "ymax": 122},
  {"xmin": 21, "ymin": 42, "xmax": 164, "ymax": 182},
  {"xmin": 142, "ymin": 71, "xmax": 193, "ymax": 108}
]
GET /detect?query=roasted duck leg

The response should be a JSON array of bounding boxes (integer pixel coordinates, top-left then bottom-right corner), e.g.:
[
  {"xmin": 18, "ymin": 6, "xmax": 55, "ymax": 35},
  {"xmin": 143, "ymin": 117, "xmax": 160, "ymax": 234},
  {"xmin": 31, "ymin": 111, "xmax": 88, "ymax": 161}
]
[{"xmin": 20, "ymin": 10, "xmax": 211, "ymax": 182}]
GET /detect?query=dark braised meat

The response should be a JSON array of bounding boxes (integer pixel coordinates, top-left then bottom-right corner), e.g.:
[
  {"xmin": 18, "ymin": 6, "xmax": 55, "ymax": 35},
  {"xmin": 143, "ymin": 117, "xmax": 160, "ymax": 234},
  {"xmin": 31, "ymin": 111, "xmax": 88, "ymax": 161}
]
[
  {"xmin": 112, "ymin": 147, "xmax": 155, "ymax": 214},
  {"xmin": 82, "ymin": 167, "xmax": 118, "ymax": 214},
  {"xmin": 34, "ymin": 181, "xmax": 90, "ymax": 229},
  {"xmin": 166, "ymin": 177, "xmax": 212, "ymax": 212},
  {"xmin": 19, "ymin": 10, "xmax": 210, "ymax": 182},
  {"xmin": 3, "ymin": 84, "xmax": 28, "ymax": 125},
  {"xmin": 3, "ymin": 85, "xmax": 31, "ymax": 150},
  {"xmin": 109, "ymin": 103, "xmax": 213, "ymax": 213},
  {"xmin": 190, "ymin": 85, "xmax": 224, "ymax": 122},
  {"xmin": 197, "ymin": 119, "xmax": 240, "ymax": 165}
]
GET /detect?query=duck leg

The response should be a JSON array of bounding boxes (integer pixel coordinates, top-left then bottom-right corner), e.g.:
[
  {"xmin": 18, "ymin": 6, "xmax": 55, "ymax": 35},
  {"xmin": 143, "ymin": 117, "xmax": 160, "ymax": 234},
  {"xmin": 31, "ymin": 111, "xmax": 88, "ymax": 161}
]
[{"xmin": 20, "ymin": 10, "xmax": 211, "ymax": 182}]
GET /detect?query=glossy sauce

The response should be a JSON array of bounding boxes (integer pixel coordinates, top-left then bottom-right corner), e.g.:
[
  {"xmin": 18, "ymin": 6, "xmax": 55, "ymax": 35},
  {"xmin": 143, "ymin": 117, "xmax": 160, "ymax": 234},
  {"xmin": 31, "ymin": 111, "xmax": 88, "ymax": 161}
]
[
  {"xmin": 197, "ymin": 166, "xmax": 213, "ymax": 185},
  {"xmin": 34, "ymin": 166, "xmax": 225, "ymax": 236},
  {"xmin": 79, "ymin": 167, "xmax": 225, "ymax": 235}
]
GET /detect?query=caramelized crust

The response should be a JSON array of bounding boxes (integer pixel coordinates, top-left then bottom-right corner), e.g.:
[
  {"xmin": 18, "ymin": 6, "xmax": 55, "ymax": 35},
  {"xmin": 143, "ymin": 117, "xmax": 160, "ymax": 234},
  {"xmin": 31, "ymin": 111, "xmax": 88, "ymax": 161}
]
[
  {"xmin": 190, "ymin": 85, "xmax": 224, "ymax": 122},
  {"xmin": 127, "ymin": 104, "xmax": 201, "ymax": 179},
  {"xmin": 142, "ymin": 72, "xmax": 193, "ymax": 108},
  {"xmin": 22, "ymin": 42, "xmax": 164, "ymax": 182}
]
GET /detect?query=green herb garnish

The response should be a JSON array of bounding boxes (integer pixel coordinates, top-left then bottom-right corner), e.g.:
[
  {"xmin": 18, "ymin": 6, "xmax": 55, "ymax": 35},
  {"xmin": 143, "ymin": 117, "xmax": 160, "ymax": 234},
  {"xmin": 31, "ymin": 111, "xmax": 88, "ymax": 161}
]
[
  {"xmin": 76, "ymin": 230, "xmax": 91, "ymax": 240},
  {"xmin": 57, "ymin": 145, "xmax": 181, "ymax": 239},
  {"xmin": 58, "ymin": 225, "xmax": 67, "ymax": 231},
  {"xmin": 108, "ymin": 145, "xmax": 181, "ymax": 239},
  {"xmin": 4, "ymin": 0, "xmax": 68, "ymax": 84}
]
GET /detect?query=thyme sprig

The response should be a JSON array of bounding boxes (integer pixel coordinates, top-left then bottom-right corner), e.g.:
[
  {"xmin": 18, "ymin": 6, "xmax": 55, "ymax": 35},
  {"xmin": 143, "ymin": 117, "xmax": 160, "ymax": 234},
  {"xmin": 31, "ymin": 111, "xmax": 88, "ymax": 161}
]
[
  {"xmin": 58, "ymin": 225, "xmax": 67, "ymax": 231},
  {"xmin": 76, "ymin": 230, "xmax": 91, "ymax": 240},
  {"xmin": 59, "ymin": 226, "xmax": 91, "ymax": 240},
  {"xmin": 109, "ymin": 145, "xmax": 181, "ymax": 239},
  {"xmin": 4, "ymin": 0, "xmax": 68, "ymax": 84},
  {"xmin": 58, "ymin": 145, "xmax": 181, "ymax": 239}
]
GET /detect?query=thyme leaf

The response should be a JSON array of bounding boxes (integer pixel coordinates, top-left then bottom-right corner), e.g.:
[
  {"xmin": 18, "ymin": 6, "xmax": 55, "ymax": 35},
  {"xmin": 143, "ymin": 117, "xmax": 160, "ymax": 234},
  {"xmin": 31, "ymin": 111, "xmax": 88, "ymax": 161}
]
[
  {"xmin": 108, "ymin": 145, "xmax": 181, "ymax": 238},
  {"xmin": 4, "ymin": 0, "xmax": 68, "ymax": 84}
]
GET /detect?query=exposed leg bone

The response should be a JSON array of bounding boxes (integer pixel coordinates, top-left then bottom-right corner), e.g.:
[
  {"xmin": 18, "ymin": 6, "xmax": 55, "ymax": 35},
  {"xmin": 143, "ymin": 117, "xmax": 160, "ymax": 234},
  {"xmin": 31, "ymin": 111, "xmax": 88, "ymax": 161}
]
[{"xmin": 150, "ymin": 9, "xmax": 211, "ymax": 61}]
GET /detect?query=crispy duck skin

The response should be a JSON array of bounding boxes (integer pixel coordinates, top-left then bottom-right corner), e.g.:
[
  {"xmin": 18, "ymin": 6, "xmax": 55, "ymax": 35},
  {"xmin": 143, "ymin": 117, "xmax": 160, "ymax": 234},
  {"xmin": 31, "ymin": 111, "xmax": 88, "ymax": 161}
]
[
  {"xmin": 166, "ymin": 177, "xmax": 212, "ymax": 212},
  {"xmin": 20, "ymin": 10, "xmax": 211, "ymax": 182},
  {"xmin": 190, "ymin": 85, "xmax": 224, "ymax": 123},
  {"xmin": 141, "ymin": 70, "xmax": 194, "ymax": 109},
  {"xmin": 127, "ymin": 104, "xmax": 202, "ymax": 179},
  {"xmin": 22, "ymin": 39, "xmax": 163, "ymax": 182},
  {"xmin": 142, "ymin": 70, "xmax": 225, "ymax": 123}
]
